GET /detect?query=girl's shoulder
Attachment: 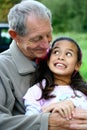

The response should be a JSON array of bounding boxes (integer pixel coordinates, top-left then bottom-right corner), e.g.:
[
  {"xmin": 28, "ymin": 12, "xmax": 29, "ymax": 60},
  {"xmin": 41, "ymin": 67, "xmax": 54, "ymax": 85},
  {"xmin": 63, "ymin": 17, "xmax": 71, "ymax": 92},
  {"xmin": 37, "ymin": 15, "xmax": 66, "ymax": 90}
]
[{"xmin": 23, "ymin": 79, "xmax": 46, "ymax": 100}]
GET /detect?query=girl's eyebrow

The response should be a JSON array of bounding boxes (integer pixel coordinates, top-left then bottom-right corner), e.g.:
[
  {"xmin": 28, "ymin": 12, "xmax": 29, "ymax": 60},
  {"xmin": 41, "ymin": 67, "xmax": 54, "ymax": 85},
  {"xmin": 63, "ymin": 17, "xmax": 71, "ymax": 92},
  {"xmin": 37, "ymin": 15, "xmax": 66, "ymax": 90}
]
[
  {"xmin": 52, "ymin": 47, "xmax": 59, "ymax": 51},
  {"xmin": 52, "ymin": 46, "xmax": 75, "ymax": 53},
  {"xmin": 52, "ymin": 46, "xmax": 59, "ymax": 49},
  {"xmin": 67, "ymin": 49, "xmax": 75, "ymax": 53}
]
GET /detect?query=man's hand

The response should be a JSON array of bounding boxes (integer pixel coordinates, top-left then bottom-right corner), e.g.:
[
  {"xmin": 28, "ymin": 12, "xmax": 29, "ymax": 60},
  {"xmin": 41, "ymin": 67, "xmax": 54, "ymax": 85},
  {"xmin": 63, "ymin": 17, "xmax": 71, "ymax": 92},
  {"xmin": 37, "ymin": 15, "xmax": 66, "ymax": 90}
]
[
  {"xmin": 48, "ymin": 113, "xmax": 72, "ymax": 130},
  {"xmin": 69, "ymin": 108, "xmax": 87, "ymax": 130}
]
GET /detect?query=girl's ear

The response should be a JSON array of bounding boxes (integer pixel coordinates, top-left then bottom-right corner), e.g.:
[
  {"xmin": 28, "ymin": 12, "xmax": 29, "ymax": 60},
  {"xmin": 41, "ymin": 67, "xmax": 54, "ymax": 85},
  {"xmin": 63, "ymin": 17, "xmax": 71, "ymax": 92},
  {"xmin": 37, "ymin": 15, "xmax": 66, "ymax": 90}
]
[{"xmin": 75, "ymin": 62, "xmax": 81, "ymax": 71}]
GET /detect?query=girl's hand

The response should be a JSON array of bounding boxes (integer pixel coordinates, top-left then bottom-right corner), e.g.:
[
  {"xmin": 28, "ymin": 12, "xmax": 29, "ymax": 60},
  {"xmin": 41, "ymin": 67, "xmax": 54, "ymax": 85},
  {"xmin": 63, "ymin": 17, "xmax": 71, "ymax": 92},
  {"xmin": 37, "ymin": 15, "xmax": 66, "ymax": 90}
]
[
  {"xmin": 42, "ymin": 100, "xmax": 75, "ymax": 120},
  {"xmin": 52, "ymin": 100, "xmax": 75, "ymax": 120}
]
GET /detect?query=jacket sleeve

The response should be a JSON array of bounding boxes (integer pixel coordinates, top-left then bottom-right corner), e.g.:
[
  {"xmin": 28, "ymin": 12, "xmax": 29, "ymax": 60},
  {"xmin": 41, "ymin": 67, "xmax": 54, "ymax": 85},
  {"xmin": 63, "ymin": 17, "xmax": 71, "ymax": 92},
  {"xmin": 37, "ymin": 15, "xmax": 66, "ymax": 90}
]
[
  {"xmin": 0, "ymin": 111, "xmax": 49, "ymax": 130},
  {"xmin": 23, "ymin": 84, "xmax": 43, "ymax": 116},
  {"xmin": 0, "ymin": 72, "xmax": 49, "ymax": 130}
]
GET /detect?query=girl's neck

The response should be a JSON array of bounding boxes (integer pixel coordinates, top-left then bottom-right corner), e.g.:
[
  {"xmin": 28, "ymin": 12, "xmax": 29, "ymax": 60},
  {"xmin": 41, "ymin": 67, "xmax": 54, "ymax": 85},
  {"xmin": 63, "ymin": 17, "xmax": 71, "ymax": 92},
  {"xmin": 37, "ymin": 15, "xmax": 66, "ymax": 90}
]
[{"xmin": 54, "ymin": 76, "xmax": 71, "ymax": 86}]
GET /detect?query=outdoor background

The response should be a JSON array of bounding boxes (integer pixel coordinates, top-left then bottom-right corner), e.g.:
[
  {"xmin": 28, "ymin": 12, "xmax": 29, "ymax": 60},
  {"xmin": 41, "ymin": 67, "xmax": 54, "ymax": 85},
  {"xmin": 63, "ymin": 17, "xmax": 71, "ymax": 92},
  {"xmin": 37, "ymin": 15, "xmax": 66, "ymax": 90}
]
[{"xmin": 0, "ymin": 0, "xmax": 87, "ymax": 81}]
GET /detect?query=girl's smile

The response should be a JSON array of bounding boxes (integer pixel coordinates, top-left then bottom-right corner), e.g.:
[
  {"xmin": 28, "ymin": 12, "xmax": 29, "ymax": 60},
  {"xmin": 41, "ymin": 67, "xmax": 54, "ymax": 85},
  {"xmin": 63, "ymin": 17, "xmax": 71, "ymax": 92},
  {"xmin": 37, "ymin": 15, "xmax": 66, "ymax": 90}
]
[{"xmin": 48, "ymin": 40, "xmax": 80, "ymax": 80}]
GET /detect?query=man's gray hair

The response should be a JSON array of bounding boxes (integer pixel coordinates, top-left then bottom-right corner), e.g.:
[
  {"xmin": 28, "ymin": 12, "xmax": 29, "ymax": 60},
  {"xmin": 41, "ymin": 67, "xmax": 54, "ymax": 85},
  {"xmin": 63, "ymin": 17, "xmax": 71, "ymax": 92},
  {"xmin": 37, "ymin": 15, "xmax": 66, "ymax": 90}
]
[{"xmin": 8, "ymin": 0, "xmax": 52, "ymax": 36}]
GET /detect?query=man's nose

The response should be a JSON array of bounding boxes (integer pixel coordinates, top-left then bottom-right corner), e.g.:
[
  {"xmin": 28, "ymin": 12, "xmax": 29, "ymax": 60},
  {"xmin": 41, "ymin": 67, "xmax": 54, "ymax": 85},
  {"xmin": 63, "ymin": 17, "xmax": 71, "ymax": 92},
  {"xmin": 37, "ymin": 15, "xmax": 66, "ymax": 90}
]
[
  {"xmin": 40, "ymin": 42, "xmax": 50, "ymax": 48},
  {"xmin": 40, "ymin": 36, "xmax": 51, "ymax": 48}
]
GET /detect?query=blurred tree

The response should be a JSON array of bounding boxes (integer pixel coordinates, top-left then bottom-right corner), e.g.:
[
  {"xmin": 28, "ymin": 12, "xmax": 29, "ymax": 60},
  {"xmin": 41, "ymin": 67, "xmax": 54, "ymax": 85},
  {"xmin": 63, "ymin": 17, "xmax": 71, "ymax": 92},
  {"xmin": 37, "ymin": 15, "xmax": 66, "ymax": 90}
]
[
  {"xmin": 0, "ymin": 0, "xmax": 87, "ymax": 32},
  {"xmin": 0, "ymin": 0, "xmax": 20, "ymax": 22},
  {"xmin": 40, "ymin": 0, "xmax": 87, "ymax": 32}
]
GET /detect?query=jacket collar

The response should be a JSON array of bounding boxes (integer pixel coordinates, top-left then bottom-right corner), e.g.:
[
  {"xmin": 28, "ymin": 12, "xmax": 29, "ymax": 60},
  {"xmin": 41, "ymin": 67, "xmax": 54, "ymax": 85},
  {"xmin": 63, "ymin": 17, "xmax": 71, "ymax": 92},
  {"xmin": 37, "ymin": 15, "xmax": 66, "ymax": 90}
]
[{"xmin": 10, "ymin": 40, "xmax": 36, "ymax": 75}]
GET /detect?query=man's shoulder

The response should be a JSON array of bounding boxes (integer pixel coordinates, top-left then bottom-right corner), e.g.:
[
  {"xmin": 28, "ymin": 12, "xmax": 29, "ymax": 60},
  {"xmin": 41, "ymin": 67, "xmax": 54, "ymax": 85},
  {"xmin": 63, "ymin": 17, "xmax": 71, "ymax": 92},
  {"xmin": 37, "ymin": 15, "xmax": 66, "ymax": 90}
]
[
  {"xmin": 0, "ymin": 49, "xmax": 12, "ymax": 68},
  {"xmin": 0, "ymin": 49, "xmax": 11, "ymax": 59}
]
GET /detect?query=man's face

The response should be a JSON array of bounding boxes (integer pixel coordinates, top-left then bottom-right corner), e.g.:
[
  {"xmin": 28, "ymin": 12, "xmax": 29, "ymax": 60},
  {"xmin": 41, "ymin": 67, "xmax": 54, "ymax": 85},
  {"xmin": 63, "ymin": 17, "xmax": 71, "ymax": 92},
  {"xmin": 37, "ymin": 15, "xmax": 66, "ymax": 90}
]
[{"xmin": 17, "ymin": 16, "xmax": 52, "ymax": 60}]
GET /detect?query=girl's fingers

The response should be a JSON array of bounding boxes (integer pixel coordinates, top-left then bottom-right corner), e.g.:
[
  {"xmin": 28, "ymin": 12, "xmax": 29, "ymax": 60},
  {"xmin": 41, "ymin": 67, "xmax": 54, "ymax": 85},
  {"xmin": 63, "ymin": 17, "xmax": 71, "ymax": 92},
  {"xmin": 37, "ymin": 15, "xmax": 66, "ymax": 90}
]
[{"xmin": 42, "ymin": 103, "xmax": 57, "ymax": 112}]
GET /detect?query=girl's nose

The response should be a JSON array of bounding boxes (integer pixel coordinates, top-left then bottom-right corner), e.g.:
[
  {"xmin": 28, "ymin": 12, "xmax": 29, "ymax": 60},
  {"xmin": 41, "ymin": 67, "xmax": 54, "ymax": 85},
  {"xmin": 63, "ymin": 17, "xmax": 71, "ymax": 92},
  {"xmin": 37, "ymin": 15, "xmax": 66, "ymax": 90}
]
[{"xmin": 58, "ymin": 53, "xmax": 65, "ymax": 60}]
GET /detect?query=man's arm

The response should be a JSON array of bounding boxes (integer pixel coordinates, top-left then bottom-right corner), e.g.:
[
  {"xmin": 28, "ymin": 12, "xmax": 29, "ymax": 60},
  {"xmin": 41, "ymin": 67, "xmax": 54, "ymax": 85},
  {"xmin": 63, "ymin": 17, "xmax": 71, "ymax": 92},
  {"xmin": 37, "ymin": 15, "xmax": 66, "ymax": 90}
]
[{"xmin": 0, "ymin": 72, "xmax": 49, "ymax": 130}]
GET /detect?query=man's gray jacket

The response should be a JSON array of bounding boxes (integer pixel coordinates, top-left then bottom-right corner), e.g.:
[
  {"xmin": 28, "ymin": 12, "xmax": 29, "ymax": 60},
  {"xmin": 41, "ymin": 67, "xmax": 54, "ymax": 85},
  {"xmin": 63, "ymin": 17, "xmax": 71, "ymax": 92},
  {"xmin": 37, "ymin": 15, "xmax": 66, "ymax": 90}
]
[{"xmin": 0, "ymin": 41, "xmax": 49, "ymax": 130}]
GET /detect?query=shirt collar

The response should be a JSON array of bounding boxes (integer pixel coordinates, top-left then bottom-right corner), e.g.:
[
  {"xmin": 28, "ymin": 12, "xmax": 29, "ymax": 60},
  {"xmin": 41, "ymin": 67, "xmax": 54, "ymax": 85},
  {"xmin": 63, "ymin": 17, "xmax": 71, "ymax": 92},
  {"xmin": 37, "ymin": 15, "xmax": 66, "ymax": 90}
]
[{"xmin": 10, "ymin": 40, "xmax": 36, "ymax": 75}]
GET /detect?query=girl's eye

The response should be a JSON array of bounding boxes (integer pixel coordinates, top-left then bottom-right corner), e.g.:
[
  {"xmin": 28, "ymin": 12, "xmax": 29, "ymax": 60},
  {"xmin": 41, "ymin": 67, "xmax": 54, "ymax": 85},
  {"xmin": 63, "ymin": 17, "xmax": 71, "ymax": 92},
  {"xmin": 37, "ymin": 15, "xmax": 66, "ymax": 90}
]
[
  {"xmin": 52, "ymin": 50, "xmax": 60, "ymax": 55},
  {"xmin": 66, "ymin": 52, "xmax": 72, "ymax": 57}
]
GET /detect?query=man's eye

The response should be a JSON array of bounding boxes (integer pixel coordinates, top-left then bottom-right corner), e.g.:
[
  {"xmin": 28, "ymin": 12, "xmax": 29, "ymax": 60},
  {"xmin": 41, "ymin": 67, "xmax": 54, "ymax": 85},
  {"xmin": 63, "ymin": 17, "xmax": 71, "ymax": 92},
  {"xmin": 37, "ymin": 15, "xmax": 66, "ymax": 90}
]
[
  {"xmin": 34, "ymin": 37, "xmax": 42, "ymax": 42},
  {"xmin": 31, "ymin": 36, "xmax": 42, "ymax": 42},
  {"xmin": 33, "ymin": 36, "xmax": 42, "ymax": 42}
]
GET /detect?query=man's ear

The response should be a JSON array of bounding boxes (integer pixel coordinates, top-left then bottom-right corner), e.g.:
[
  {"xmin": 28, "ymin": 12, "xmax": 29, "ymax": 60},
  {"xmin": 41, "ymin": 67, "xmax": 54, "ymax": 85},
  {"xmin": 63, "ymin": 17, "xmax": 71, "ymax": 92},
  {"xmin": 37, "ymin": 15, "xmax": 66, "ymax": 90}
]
[
  {"xmin": 8, "ymin": 29, "xmax": 21, "ymax": 43},
  {"xmin": 8, "ymin": 29, "xmax": 17, "ymax": 39}
]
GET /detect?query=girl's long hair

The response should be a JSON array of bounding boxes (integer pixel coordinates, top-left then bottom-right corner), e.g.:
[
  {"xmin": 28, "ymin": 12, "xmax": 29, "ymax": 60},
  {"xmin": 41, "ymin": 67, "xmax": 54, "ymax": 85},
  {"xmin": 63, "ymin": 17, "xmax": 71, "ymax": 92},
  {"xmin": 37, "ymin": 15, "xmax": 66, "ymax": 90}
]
[{"xmin": 30, "ymin": 37, "xmax": 87, "ymax": 100}]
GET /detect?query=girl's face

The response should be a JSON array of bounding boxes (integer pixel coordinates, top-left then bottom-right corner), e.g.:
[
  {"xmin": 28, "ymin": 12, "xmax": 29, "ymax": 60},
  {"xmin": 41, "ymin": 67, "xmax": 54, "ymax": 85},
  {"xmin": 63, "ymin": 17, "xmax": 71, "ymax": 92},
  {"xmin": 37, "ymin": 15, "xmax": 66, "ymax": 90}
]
[{"xmin": 48, "ymin": 40, "xmax": 81, "ymax": 78}]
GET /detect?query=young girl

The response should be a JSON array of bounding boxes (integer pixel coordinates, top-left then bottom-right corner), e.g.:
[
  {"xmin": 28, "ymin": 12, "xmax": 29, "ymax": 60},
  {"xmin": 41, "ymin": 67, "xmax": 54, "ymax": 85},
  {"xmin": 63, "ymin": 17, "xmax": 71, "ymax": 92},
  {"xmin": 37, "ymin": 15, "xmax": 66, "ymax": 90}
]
[{"xmin": 23, "ymin": 37, "xmax": 87, "ymax": 119}]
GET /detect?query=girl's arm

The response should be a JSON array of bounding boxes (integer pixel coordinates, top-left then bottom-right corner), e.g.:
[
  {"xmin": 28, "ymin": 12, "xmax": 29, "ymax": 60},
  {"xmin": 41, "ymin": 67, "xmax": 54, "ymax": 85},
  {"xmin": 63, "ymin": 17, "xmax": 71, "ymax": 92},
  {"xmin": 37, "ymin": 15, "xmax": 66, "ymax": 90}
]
[{"xmin": 23, "ymin": 84, "xmax": 42, "ymax": 116}]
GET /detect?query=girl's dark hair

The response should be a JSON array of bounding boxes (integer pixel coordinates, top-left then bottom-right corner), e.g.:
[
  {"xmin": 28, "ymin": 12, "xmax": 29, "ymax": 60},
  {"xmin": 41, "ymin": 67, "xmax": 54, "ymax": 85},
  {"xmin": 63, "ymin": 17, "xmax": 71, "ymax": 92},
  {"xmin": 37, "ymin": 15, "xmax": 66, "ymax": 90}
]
[{"xmin": 30, "ymin": 36, "xmax": 87, "ymax": 100}]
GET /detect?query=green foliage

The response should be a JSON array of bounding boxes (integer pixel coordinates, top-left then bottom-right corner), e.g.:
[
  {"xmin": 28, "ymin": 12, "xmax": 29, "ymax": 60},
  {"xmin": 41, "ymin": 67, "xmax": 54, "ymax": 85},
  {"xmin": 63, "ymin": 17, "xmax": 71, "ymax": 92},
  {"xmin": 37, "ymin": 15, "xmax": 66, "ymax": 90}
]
[
  {"xmin": 0, "ymin": 0, "xmax": 87, "ymax": 33},
  {"xmin": 41, "ymin": 0, "xmax": 87, "ymax": 33},
  {"xmin": 0, "ymin": 0, "xmax": 20, "ymax": 22}
]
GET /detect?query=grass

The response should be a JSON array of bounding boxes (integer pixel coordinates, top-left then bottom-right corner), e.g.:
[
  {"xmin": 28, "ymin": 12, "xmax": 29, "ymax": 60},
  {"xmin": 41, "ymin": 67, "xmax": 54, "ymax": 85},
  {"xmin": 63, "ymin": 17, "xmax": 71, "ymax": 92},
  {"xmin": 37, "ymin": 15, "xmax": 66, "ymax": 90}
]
[{"xmin": 53, "ymin": 32, "xmax": 87, "ymax": 81}]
